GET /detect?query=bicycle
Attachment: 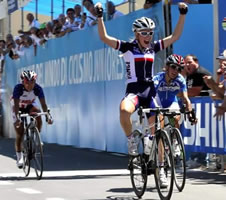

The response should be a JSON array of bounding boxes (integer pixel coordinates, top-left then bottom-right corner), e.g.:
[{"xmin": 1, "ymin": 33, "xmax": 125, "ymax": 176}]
[
  {"xmin": 18, "ymin": 110, "xmax": 52, "ymax": 180},
  {"xmin": 163, "ymin": 106, "xmax": 196, "ymax": 192},
  {"xmin": 128, "ymin": 107, "xmax": 175, "ymax": 200}
]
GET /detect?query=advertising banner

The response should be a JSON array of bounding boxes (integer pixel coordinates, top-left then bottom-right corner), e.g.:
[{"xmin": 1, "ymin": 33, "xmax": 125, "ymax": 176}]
[
  {"xmin": 181, "ymin": 97, "xmax": 226, "ymax": 154},
  {"xmin": 7, "ymin": 0, "xmax": 18, "ymax": 14}
]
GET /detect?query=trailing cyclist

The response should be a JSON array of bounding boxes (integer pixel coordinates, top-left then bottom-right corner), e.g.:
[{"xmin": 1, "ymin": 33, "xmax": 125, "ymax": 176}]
[
  {"xmin": 153, "ymin": 54, "xmax": 196, "ymax": 129},
  {"xmin": 153, "ymin": 54, "xmax": 197, "ymax": 187},
  {"xmin": 11, "ymin": 70, "xmax": 53, "ymax": 168}
]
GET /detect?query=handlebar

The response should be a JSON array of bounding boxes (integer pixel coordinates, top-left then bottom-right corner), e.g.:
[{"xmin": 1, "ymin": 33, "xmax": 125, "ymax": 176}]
[
  {"xmin": 137, "ymin": 106, "xmax": 197, "ymax": 125},
  {"xmin": 19, "ymin": 112, "xmax": 50, "ymax": 118},
  {"xmin": 18, "ymin": 109, "xmax": 53, "ymax": 123}
]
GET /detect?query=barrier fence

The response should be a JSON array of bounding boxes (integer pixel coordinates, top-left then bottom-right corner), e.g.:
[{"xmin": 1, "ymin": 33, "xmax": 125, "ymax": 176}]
[{"xmin": 2, "ymin": 3, "xmax": 225, "ymax": 155}]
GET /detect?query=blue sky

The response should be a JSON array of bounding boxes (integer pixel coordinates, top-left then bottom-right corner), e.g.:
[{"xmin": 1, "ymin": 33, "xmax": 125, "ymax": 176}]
[{"xmin": 23, "ymin": 0, "xmax": 128, "ymax": 18}]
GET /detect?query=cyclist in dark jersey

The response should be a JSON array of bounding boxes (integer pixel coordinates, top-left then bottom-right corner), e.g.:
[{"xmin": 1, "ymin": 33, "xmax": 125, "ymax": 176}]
[
  {"xmin": 11, "ymin": 70, "xmax": 53, "ymax": 168},
  {"xmin": 95, "ymin": 2, "xmax": 188, "ymax": 156}
]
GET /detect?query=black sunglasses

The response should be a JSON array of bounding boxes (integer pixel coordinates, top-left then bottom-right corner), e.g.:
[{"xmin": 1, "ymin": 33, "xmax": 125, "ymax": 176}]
[{"xmin": 170, "ymin": 64, "xmax": 183, "ymax": 72}]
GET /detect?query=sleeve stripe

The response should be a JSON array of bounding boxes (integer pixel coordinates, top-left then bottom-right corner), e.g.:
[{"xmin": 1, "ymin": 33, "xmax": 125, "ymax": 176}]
[
  {"xmin": 115, "ymin": 40, "xmax": 120, "ymax": 50},
  {"xmin": 160, "ymin": 39, "xmax": 164, "ymax": 50}
]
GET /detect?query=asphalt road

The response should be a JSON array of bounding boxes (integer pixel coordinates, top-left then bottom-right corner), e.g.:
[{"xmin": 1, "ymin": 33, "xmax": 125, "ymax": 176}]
[{"xmin": 0, "ymin": 137, "xmax": 226, "ymax": 200}]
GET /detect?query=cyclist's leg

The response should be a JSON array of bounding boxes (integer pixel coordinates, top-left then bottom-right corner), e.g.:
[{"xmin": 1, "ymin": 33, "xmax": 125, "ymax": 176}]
[
  {"xmin": 29, "ymin": 104, "xmax": 42, "ymax": 132},
  {"xmin": 120, "ymin": 94, "xmax": 137, "ymax": 136},
  {"xmin": 171, "ymin": 101, "xmax": 181, "ymax": 129},
  {"xmin": 12, "ymin": 106, "xmax": 24, "ymax": 168}
]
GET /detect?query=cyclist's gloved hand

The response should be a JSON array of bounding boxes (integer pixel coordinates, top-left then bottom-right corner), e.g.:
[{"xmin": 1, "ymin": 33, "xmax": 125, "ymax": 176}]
[
  {"xmin": 46, "ymin": 110, "xmax": 54, "ymax": 124},
  {"xmin": 188, "ymin": 110, "xmax": 197, "ymax": 125},
  {"xmin": 95, "ymin": 3, "xmax": 103, "ymax": 18},
  {"xmin": 178, "ymin": 3, "xmax": 188, "ymax": 15},
  {"xmin": 47, "ymin": 117, "xmax": 53, "ymax": 124}
]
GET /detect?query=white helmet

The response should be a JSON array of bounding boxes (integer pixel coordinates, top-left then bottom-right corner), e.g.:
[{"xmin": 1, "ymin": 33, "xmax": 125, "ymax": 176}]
[
  {"xmin": 20, "ymin": 70, "xmax": 37, "ymax": 81},
  {"xmin": 132, "ymin": 17, "xmax": 155, "ymax": 32}
]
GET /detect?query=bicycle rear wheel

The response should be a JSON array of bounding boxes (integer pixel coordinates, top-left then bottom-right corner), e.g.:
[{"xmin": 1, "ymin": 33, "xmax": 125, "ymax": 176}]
[
  {"xmin": 30, "ymin": 127, "xmax": 43, "ymax": 180},
  {"xmin": 23, "ymin": 132, "xmax": 31, "ymax": 177},
  {"xmin": 171, "ymin": 128, "xmax": 186, "ymax": 192},
  {"xmin": 129, "ymin": 155, "xmax": 148, "ymax": 198},
  {"xmin": 154, "ymin": 130, "xmax": 174, "ymax": 200}
]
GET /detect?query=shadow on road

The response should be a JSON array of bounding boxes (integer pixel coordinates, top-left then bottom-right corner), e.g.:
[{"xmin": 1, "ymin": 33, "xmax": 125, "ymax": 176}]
[
  {"xmin": 186, "ymin": 170, "xmax": 226, "ymax": 185},
  {"xmin": 0, "ymin": 137, "xmax": 129, "ymax": 171},
  {"xmin": 0, "ymin": 137, "xmax": 226, "ymax": 188}
]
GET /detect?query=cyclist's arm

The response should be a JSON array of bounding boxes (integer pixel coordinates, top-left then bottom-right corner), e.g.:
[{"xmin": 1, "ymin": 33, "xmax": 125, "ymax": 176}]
[
  {"xmin": 39, "ymin": 97, "xmax": 48, "ymax": 112},
  {"xmin": 179, "ymin": 91, "xmax": 192, "ymax": 112},
  {"xmin": 97, "ymin": 17, "xmax": 118, "ymax": 49},
  {"xmin": 13, "ymin": 98, "xmax": 20, "ymax": 120},
  {"xmin": 163, "ymin": 3, "xmax": 187, "ymax": 49}
]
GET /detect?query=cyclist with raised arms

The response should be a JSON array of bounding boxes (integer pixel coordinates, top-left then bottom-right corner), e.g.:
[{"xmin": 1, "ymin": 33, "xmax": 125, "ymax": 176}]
[
  {"xmin": 153, "ymin": 54, "xmax": 197, "ymax": 128},
  {"xmin": 11, "ymin": 70, "xmax": 53, "ymax": 168},
  {"xmin": 95, "ymin": 2, "xmax": 188, "ymax": 155}
]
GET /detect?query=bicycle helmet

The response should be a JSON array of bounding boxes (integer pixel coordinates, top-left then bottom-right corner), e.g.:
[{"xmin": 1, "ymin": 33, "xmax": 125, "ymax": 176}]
[
  {"xmin": 20, "ymin": 70, "xmax": 37, "ymax": 82},
  {"xmin": 132, "ymin": 17, "xmax": 155, "ymax": 32},
  {"xmin": 166, "ymin": 54, "xmax": 185, "ymax": 68}
]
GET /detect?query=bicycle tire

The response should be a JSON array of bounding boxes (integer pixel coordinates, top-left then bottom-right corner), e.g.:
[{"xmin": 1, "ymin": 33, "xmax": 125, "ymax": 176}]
[
  {"xmin": 30, "ymin": 127, "xmax": 43, "ymax": 180},
  {"xmin": 23, "ymin": 131, "xmax": 31, "ymax": 177},
  {"xmin": 129, "ymin": 155, "xmax": 148, "ymax": 198},
  {"xmin": 154, "ymin": 130, "xmax": 174, "ymax": 200},
  {"xmin": 171, "ymin": 128, "xmax": 186, "ymax": 192}
]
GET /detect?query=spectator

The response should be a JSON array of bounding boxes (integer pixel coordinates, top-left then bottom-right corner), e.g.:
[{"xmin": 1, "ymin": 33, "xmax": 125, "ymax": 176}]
[
  {"xmin": 56, "ymin": 14, "xmax": 72, "ymax": 37},
  {"xmin": 144, "ymin": 0, "xmax": 162, "ymax": 9},
  {"xmin": 214, "ymin": 82, "xmax": 226, "ymax": 119},
  {"xmin": 216, "ymin": 50, "xmax": 226, "ymax": 85},
  {"xmin": 74, "ymin": 4, "xmax": 82, "ymax": 24},
  {"xmin": 45, "ymin": 22, "xmax": 55, "ymax": 39},
  {"xmin": 18, "ymin": 13, "xmax": 40, "ymax": 35},
  {"xmin": 107, "ymin": 1, "xmax": 124, "ymax": 20},
  {"xmin": 30, "ymin": 27, "xmax": 46, "ymax": 46},
  {"xmin": 26, "ymin": 13, "xmax": 40, "ymax": 29},
  {"xmin": 82, "ymin": 0, "xmax": 98, "ymax": 27},
  {"xmin": 0, "ymin": 40, "xmax": 6, "ymax": 73},
  {"xmin": 184, "ymin": 54, "xmax": 211, "ymax": 97},
  {"xmin": 65, "ymin": 8, "xmax": 80, "ymax": 32},
  {"xmin": 6, "ymin": 40, "xmax": 19, "ymax": 60},
  {"xmin": 203, "ymin": 51, "xmax": 226, "ymax": 100}
]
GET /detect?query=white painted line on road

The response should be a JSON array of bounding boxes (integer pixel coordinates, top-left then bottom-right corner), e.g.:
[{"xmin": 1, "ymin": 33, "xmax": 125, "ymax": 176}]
[
  {"xmin": 16, "ymin": 188, "xmax": 42, "ymax": 194},
  {"xmin": 0, "ymin": 169, "xmax": 130, "ymax": 178},
  {"xmin": 0, "ymin": 181, "xmax": 14, "ymax": 185},
  {"xmin": 44, "ymin": 169, "xmax": 130, "ymax": 177},
  {"xmin": 46, "ymin": 198, "xmax": 65, "ymax": 200}
]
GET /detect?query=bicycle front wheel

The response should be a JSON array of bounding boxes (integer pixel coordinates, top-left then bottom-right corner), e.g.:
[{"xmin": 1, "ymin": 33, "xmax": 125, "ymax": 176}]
[
  {"xmin": 171, "ymin": 128, "xmax": 186, "ymax": 192},
  {"xmin": 30, "ymin": 127, "xmax": 43, "ymax": 180},
  {"xmin": 129, "ymin": 155, "xmax": 148, "ymax": 198},
  {"xmin": 23, "ymin": 132, "xmax": 31, "ymax": 177},
  {"xmin": 154, "ymin": 130, "xmax": 174, "ymax": 200}
]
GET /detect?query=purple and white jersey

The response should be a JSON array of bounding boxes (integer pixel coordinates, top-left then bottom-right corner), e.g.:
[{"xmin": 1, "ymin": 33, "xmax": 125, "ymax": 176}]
[
  {"xmin": 116, "ymin": 39, "xmax": 164, "ymax": 84},
  {"xmin": 12, "ymin": 83, "xmax": 44, "ymax": 108}
]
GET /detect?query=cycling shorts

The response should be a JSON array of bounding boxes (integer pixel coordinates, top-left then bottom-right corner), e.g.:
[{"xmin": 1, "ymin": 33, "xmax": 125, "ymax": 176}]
[{"xmin": 123, "ymin": 81, "xmax": 158, "ymax": 117}]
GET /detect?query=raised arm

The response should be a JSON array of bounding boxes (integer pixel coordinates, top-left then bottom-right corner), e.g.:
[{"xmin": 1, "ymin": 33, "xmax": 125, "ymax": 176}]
[
  {"xmin": 95, "ymin": 3, "xmax": 118, "ymax": 49},
  {"xmin": 163, "ymin": 2, "xmax": 188, "ymax": 49}
]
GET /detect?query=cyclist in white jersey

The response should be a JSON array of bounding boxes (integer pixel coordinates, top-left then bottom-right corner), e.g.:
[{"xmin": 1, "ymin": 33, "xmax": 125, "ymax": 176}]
[
  {"xmin": 11, "ymin": 70, "xmax": 53, "ymax": 168},
  {"xmin": 95, "ymin": 2, "xmax": 188, "ymax": 156},
  {"xmin": 153, "ymin": 54, "xmax": 196, "ymax": 128}
]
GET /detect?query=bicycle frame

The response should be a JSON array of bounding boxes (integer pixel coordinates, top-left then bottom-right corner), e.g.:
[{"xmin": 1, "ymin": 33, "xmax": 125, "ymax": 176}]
[{"xmin": 19, "ymin": 111, "xmax": 50, "ymax": 180}]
